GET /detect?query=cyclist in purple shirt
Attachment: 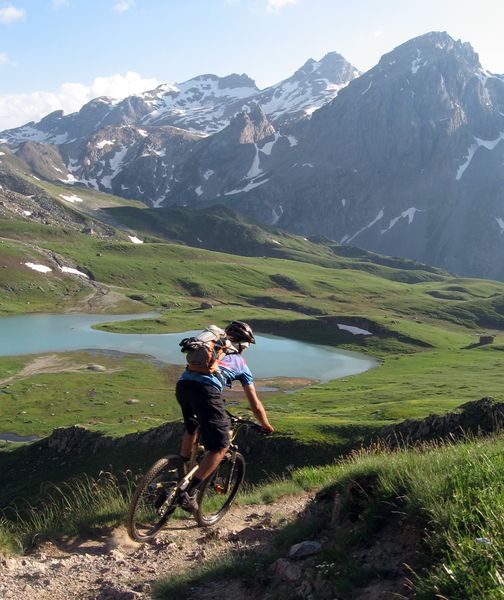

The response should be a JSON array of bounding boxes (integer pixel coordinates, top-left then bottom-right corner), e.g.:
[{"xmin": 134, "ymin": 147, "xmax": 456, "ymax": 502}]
[{"xmin": 176, "ymin": 321, "xmax": 274, "ymax": 512}]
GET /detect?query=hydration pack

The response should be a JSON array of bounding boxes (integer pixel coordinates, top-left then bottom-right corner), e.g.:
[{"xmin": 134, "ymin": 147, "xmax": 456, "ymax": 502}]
[{"xmin": 179, "ymin": 325, "xmax": 235, "ymax": 375}]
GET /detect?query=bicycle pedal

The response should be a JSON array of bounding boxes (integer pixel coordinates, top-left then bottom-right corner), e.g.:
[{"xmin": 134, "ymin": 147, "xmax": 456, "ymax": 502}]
[{"xmin": 213, "ymin": 484, "xmax": 225, "ymax": 494}]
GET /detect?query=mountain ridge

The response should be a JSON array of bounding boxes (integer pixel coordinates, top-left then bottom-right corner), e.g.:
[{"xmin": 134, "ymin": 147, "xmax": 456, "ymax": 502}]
[{"xmin": 2, "ymin": 31, "xmax": 504, "ymax": 280}]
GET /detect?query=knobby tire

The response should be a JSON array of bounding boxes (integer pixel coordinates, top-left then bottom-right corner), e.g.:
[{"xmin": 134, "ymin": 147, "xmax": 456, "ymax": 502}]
[
  {"xmin": 196, "ymin": 452, "xmax": 245, "ymax": 527},
  {"xmin": 127, "ymin": 455, "xmax": 184, "ymax": 542}
]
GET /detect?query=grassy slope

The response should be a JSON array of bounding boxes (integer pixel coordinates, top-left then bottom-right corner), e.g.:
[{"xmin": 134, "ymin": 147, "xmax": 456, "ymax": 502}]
[
  {"xmin": 0, "ymin": 148, "xmax": 145, "ymax": 214},
  {"xmin": 153, "ymin": 435, "xmax": 504, "ymax": 600},
  {"xmin": 1, "ymin": 212, "xmax": 504, "ymax": 443},
  {"xmin": 3, "ymin": 429, "xmax": 501, "ymax": 600},
  {"xmin": 1, "ymin": 162, "xmax": 504, "ymax": 497}
]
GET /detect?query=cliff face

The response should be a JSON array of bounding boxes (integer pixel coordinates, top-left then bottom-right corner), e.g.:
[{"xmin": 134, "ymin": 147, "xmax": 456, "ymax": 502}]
[{"xmin": 373, "ymin": 397, "xmax": 504, "ymax": 445}]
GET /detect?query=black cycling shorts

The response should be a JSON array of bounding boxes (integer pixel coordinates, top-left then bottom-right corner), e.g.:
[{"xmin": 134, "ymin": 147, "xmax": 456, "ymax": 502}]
[{"xmin": 175, "ymin": 379, "xmax": 231, "ymax": 451}]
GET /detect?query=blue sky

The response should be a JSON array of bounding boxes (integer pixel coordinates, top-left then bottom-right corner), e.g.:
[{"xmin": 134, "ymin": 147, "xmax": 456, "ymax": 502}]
[{"xmin": 1, "ymin": 0, "xmax": 503, "ymax": 129}]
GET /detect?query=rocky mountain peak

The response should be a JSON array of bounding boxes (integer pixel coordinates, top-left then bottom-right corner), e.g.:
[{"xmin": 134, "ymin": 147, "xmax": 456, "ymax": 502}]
[
  {"xmin": 226, "ymin": 103, "xmax": 275, "ymax": 144},
  {"xmin": 39, "ymin": 110, "xmax": 64, "ymax": 126},
  {"xmin": 294, "ymin": 51, "xmax": 359, "ymax": 82},
  {"xmin": 377, "ymin": 31, "xmax": 482, "ymax": 75},
  {"xmin": 218, "ymin": 73, "xmax": 258, "ymax": 91},
  {"xmin": 292, "ymin": 51, "xmax": 358, "ymax": 82},
  {"xmin": 256, "ymin": 51, "xmax": 358, "ymax": 125}
]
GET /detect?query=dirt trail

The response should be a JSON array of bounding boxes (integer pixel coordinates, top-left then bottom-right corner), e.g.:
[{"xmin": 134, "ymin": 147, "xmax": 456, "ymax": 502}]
[
  {"xmin": 0, "ymin": 355, "xmax": 119, "ymax": 386},
  {"xmin": 0, "ymin": 493, "xmax": 313, "ymax": 600}
]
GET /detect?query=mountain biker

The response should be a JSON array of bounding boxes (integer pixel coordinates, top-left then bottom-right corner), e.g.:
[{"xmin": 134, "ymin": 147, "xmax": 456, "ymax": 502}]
[{"xmin": 176, "ymin": 320, "xmax": 274, "ymax": 512}]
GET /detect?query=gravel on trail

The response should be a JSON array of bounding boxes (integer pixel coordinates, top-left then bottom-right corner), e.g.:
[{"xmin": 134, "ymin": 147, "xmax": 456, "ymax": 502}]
[{"xmin": 0, "ymin": 494, "xmax": 312, "ymax": 600}]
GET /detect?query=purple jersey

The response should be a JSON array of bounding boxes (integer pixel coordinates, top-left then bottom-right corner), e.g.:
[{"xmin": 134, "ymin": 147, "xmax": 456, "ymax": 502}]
[{"xmin": 179, "ymin": 352, "xmax": 253, "ymax": 391}]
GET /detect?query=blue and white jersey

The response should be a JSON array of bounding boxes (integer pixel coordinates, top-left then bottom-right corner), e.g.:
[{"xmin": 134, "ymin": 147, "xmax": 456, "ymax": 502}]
[{"xmin": 179, "ymin": 352, "xmax": 254, "ymax": 392}]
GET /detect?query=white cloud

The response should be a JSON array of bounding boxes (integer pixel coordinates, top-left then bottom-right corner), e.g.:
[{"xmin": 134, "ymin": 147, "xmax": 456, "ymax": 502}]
[
  {"xmin": 0, "ymin": 4, "xmax": 25, "ymax": 24},
  {"xmin": 0, "ymin": 71, "xmax": 159, "ymax": 130},
  {"xmin": 266, "ymin": 0, "xmax": 298, "ymax": 13},
  {"xmin": 373, "ymin": 29, "xmax": 385, "ymax": 37},
  {"xmin": 0, "ymin": 52, "xmax": 9, "ymax": 64},
  {"xmin": 51, "ymin": 0, "xmax": 70, "ymax": 8},
  {"xmin": 113, "ymin": 0, "xmax": 134, "ymax": 13}
]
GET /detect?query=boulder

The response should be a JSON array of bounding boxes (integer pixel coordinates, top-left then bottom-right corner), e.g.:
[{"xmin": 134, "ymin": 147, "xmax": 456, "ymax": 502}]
[{"xmin": 288, "ymin": 540, "xmax": 322, "ymax": 560}]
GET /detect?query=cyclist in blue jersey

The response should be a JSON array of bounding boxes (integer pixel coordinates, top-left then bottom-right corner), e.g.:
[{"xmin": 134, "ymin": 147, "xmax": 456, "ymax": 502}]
[{"xmin": 176, "ymin": 321, "xmax": 274, "ymax": 512}]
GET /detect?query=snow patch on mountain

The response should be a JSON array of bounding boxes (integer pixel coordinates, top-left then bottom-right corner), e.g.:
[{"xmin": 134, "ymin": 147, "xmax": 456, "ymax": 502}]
[
  {"xmin": 456, "ymin": 132, "xmax": 504, "ymax": 179},
  {"xmin": 381, "ymin": 207, "xmax": 422, "ymax": 234},
  {"xmin": 152, "ymin": 194, "xmax": 166, "ymax": 208},
  {"xmin": 128, "ymin": 235, "xmax": 143, "ymax": 244},
  {"xmin": 342, "ymin": 209, "xmax": 385, "ymax": 243},
  {"xmin": 361, "ymin": 81, "xmax": 373, "ymax": 95},
  {"xmin": 260, "ymin": 132, "xmax": 281, "ymax": 156},
  {"xmin": 96, "ymin": 139, "xmax": 116, "ymax": 149},
  {"xmin": 59, "ymin": 174, "xmax": 80, "ymax": 185},
  {"xmin": 101, "ymin": 146, "xmax": 128, "ymax": 188},
  {"xmin": 59, "ymin": 194, "xmax": 83, "ymax": 203},
  {"xmin": 411, "ymin": 50, "xmax": 428, "ymax": 74},
  {"xmin": 246, "ymin": 145, "xmax": 263, "ymax": 179},
  {"xmin": 337, "ymin": 324, "xmax": 372, "ymax": 335},
  {"xmin": 60, "ymin": 266, "xmax": 89, "ymax": 278},
  {"xmin": 496, "ymin": 217, "xmax": 504, "ymax": 234},
  {"xmin": 272, "ymin": 204, "xmax": 283, "ymax": 225},
  {"xmin": 24, "ymin": 263, "xmax": 52, "ymax": 274},
  {"xmin": 224, "ymin": 178, "xmax": 269, "ymax": 196}
]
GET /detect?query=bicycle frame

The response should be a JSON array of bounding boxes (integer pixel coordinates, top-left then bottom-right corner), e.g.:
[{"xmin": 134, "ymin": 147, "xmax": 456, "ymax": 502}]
[{"xmin": 183, "ymin": 412, "xmax": 255, "ymax": 493}]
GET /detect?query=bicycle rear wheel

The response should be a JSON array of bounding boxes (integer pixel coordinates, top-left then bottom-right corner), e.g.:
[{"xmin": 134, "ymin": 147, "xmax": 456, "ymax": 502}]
[
  {"xmin": 196, "ymin": 452, "xmax": 245, "ymax": 527},
  {"xmin": 127, "ymin": 455, "xmax": 184, "ymax": 542}
]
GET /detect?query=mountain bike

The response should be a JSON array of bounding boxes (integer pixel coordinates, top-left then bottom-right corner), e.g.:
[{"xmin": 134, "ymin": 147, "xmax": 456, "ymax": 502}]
[{"xmin": 126, "ymin": 411, "xmax": 262, "ymax": 542}]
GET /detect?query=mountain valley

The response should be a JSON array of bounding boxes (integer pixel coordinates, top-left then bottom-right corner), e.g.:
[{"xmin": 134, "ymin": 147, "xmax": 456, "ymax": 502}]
[{"xmin": 1, "ymin": 29, "xmax": 504, "ymax": 600}]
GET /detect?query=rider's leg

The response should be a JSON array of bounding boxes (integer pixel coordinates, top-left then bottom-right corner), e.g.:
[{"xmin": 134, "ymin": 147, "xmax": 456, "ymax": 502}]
[
  {"xmin": 180, "ymin": 445, "xmax": 229, "ymax": 512},
  {"xmin": 180, "ymin": 430, "xmax": 198, "ymax": 460},
  {"xmin": 192, "ymin": 446, "xmax": 229, "ymax": 481}
]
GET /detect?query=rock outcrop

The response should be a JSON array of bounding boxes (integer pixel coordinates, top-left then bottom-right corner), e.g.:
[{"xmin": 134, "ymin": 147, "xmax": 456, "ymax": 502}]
[{"xmin": 373, "ymin": 397, "xmax": 504, "ymax": 446}]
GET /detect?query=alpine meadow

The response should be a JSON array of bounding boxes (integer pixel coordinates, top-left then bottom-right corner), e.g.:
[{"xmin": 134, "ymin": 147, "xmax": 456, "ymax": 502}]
[{"xmin": 0, "ymin": 4, "xmax": 503, "ymax": 599}]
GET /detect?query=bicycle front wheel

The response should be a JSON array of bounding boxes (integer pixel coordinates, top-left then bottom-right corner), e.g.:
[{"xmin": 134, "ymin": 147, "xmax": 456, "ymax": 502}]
[
  {"xmin": 127, "ymin": 455, "xmax": 184, "ymax": 542},
  {"xmin": 196, "ymin": 452, "xmax": 245, "ymax": 527}
]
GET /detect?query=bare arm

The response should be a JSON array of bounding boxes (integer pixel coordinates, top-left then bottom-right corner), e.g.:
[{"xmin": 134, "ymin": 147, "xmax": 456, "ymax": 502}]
[{"xmin": 242, "ymin": 383, "xmax": 275, "ymax": 433}]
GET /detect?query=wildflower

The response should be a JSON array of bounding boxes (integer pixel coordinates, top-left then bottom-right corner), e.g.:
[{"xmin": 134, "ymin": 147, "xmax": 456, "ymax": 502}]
[{"xmin": 475, "ymin": 537, "xmax": 492, "ymax": 545}]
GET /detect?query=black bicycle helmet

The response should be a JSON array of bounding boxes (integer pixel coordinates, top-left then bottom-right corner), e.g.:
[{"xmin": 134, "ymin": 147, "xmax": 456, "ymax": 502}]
[{"xmin": 225, "ymin": 321, "xmax": 256, "ymax": 344}]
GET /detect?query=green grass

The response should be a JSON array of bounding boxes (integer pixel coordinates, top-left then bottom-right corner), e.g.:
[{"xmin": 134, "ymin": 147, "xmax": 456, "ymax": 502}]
[
  {"xmin": 154, "ymin": 435, "xmax": 504, "ymax": 599},
  {"xmin": 1, "ymin": 425, "xmax": 502, "ymax": 600},
  {"xmin": 0, "ymin": 352, "xmax": 181, "ymax": 437},
  {"xmin": 0, "ymin": 471, "xmax": 134, "ymax": 553}
]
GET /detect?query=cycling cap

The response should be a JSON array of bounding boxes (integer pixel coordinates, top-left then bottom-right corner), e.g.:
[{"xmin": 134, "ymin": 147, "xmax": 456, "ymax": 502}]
[{"xmin": 225, "ymin": 321, "xmax": 256, "ymax": 344}]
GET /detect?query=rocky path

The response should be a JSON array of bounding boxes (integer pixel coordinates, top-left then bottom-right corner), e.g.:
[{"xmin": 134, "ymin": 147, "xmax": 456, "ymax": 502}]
[{"xmin": 0, "ymin": 493, "xmax": 313, "ymax": 600}]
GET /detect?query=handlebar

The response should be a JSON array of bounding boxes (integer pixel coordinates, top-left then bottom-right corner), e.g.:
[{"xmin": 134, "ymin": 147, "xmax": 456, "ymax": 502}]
[{"xmin": 225, "ymin": 410, "xmax": 265, "ymax": 432}]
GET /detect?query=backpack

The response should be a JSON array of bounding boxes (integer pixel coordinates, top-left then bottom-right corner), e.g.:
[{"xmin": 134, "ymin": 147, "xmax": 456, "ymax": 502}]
[{"xmin": 179, "ymin": 325, "xmax": 235, "ymax": 375}]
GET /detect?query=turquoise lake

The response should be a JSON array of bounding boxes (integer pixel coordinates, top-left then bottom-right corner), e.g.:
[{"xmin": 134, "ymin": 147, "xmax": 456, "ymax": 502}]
[{"xmin": 0, "ymin": 313, "xmax": 378, "ymax": 383}]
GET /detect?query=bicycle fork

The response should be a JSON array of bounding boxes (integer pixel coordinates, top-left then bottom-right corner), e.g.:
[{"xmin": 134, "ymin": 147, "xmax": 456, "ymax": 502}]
[{"xmin": 219, "ymin": 449, "xmax": 237, "ymax": 495}]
